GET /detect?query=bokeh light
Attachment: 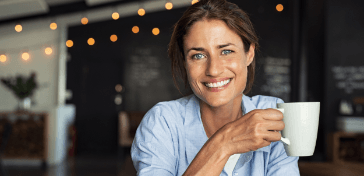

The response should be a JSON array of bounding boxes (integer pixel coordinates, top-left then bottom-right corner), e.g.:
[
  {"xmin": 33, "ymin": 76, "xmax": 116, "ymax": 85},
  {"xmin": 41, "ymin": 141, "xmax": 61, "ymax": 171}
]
[
  {"xmin": 88, "ymin": 38, "xmax": 95, "ymax": 45},
  {"xmin": 112, "ymin": 12, "xmax": 120, "ymax": 20},
  {"xmin": 192, "ymin": 0, "xmax": 199, "ymax": 5},
  {"xmin": 45, "ymin": 47, "xmax": 53, "ymax": 55},
  {"xmin": 0, "ymin": 55, "xmax": 7, "ymax": 63},
  {"xmin": 66, "ymin": 40, "xmax": 74, "ymax": 47},
  {"xmin": 276, "ymin": 4, "xmax": 284, "ymax": 12},
  {"xmin": 15, "ymin": 24, "xmax": 22, "ymax": 32},
  {"xmin": 81, "ymin": 17, "xmax": 88, "ymax": 25},
  {"xmin": 165, "ymin": 2, "xmax": 173, "ymax": 10},
  {"xmin": 50, "ymin": 22, "xmax": 57, "ymax": 30},
  {"xmin": 110, "ymin": 34, "xmax": 118, "ymax": 42},
  {"xmin": 22, "ymin": 52, "xmax": 30, "ymax": 61},
  {"xmin": 115, "ymin": 84, "xmax": 123, "ymax": 92},
  {"xmin": 132, "ymin": 26, "xmax": 139, "ymax": 33},
  {"xmin": 138, "ymin": 8, "xmax": 145, "ymax": 16},
  {"xmin": 152, "ymin": 28, "xmax": 160, "ymax": 35}
]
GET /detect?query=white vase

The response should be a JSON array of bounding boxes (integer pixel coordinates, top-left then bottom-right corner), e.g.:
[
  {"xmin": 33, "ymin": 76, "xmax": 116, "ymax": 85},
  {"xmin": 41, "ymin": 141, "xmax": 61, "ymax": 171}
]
[{"xmin": 17, "ymin": 97, "xmax": 32, "ymax": 111}]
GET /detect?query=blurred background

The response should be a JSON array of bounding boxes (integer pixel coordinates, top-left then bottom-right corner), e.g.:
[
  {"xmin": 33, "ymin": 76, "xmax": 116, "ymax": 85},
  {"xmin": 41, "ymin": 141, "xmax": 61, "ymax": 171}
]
[{"xmin": 0, "ymin": 0, "xmax": 363, "ymax": 175}]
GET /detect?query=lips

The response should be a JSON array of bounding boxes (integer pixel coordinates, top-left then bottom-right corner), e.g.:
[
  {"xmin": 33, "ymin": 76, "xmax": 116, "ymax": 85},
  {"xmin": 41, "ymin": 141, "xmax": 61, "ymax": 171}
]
[{"xmin": 203, "ymin": 78, "xmax": 232, "ymax": 92}]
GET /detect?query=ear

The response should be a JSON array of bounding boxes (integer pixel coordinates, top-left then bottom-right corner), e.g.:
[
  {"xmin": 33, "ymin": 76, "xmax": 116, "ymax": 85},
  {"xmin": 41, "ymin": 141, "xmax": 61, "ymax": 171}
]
[{"xmin": 246, "ymin": 44, "xmax": 255, "ymax": 66}]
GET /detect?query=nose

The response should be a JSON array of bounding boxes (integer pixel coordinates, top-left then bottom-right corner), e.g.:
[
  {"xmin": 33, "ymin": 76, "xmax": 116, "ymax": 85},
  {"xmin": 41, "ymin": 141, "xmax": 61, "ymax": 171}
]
[{"xmin": 205, "ymin": 55, "xmax": 224, "ymax": 76}]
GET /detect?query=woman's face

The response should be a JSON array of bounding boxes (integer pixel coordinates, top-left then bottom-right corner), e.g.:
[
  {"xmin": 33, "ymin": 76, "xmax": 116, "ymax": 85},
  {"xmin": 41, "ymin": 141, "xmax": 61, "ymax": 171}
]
[{"xmin": 183, "ymin": 19, "xmax": 255, "ymax": 108}]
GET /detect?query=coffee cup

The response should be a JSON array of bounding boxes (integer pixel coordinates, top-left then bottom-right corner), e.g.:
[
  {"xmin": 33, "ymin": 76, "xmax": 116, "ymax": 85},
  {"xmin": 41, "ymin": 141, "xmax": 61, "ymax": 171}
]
[{"xmin": 276, "ymin": 102, "xmax": 320, "ymax": 156}]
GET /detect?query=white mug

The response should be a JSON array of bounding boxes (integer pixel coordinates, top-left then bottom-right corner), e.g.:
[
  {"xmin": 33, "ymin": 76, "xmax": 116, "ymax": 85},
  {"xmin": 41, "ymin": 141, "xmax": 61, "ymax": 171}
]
[{"xmin": 276, "ymin": 102, "xmax": 320, "ymax": 156}]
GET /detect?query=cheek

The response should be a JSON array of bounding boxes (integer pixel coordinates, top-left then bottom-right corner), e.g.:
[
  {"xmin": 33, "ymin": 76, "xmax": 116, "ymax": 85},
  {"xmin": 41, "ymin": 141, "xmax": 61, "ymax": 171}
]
[{"xmin": 186, "ymin": 63, "xmax": 201, "ymax": 84}]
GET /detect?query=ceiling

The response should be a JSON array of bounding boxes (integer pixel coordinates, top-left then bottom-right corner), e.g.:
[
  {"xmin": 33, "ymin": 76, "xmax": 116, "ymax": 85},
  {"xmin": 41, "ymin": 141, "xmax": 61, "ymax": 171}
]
[{"xmin": 0, "ymin": 0, "xmax": 129, "ymax": 24}]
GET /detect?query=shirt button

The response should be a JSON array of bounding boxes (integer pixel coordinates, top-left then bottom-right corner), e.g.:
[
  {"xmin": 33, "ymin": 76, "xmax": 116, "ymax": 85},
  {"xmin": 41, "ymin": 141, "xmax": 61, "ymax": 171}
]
[{"xmin": 234, "ymin": 173, "xmax": 238, "ymax": 176}]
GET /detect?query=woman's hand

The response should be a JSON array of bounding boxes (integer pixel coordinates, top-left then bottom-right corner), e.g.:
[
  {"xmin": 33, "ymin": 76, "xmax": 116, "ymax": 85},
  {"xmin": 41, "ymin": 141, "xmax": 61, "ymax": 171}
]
[
  {"xmin": 214, "ymin": 108, "xmax": 285, "ymax": 156},
  {"xmin": 183, "ymin": 109, "xmax": 284, "ymax": 176}
]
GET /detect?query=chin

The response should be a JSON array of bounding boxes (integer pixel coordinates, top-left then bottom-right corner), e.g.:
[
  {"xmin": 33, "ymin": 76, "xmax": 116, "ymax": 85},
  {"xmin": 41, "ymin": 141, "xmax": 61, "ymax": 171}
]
[{"xmin": 200, "ymin": 94, "xmax": 232, "ymax": 108}]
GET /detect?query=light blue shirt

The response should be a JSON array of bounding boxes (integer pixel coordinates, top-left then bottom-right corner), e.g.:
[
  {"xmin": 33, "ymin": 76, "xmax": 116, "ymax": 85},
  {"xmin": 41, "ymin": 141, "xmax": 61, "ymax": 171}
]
[{"xmin": 131, "ymin": 94, "xmax": 300, "ymax": 176}]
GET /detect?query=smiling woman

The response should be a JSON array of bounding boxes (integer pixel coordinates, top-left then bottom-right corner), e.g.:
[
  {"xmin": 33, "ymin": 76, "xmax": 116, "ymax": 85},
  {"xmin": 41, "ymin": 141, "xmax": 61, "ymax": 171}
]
[{"xmin": 131, "ymin": 0, "xmax": 299, "ymax": 176}]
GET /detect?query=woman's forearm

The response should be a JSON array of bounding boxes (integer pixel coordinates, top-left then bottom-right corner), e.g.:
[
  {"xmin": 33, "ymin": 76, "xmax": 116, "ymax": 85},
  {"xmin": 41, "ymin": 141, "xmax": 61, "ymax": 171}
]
[{"xmin": 183, "ymin": 135, "xmax": 230, "ymax": 176}]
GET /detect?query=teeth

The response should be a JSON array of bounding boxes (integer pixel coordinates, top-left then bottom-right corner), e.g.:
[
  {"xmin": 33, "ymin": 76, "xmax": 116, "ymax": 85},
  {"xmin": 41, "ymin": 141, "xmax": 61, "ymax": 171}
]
[{"xmin": 205, "ymin": 79, "xmax": 231, "ymax": 88}]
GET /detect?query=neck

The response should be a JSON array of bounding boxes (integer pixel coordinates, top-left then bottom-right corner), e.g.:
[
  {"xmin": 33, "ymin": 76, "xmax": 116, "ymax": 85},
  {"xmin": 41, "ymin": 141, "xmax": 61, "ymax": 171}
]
[{"xmin": 200, "ymin": 94, "xmax": 244, "ymax": 138}]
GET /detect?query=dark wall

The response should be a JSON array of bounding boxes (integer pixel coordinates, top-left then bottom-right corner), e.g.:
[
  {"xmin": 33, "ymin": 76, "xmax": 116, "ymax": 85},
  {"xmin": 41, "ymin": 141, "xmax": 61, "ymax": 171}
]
[
  {"xmin": 324, "ymin": 0, "xmax": 364, "ymax": 158},
  {"xmin": 301, "ymin": 0, "xmax": 326, "ymax": 161}
]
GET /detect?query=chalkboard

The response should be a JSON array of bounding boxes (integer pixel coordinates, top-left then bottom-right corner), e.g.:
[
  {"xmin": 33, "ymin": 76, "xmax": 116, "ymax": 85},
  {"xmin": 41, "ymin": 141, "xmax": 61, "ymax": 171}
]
[
  {"xmin": 123, "ymin": 46, "xmax": 181, "ymax": 111},
  {"xmin": 332, "ymin": 66, "xmax": 364, "ymax": 94},
  {"xmin": 253, "ymin": 56, "xmax": 291, "ymax": 102}
]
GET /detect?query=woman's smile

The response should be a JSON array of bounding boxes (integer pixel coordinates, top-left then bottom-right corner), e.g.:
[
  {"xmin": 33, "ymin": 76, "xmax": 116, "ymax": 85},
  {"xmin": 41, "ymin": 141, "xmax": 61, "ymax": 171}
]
[{"xmin": 203, "ymin": 78, "xmax": 232, "ymax": 92}]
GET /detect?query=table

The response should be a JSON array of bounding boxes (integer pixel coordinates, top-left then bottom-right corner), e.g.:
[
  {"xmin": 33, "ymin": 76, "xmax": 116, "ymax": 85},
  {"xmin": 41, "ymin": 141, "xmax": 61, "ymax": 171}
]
[{"xmin": 298, "ymin": 162, "xmax": 364, "ymax": 176}]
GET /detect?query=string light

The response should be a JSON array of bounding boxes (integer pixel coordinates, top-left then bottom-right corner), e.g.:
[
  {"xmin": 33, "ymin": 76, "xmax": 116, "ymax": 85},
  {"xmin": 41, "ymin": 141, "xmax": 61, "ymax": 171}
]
[
  {"xmin": 138, "ymin": 8, "xmax": 146, "ymax": 16},
  {"xmin": 110, "ymin": 34, "xmax": 118, "ymax": 42},
  {"xmin": 152, "ymin": 28, "xmax": 160, "ymax": 35},
  {"xmin": 112, "ymin": 12, "xmax": 120, "ymax": 20},
  {"xmin": 276, "ymin": 4, "xmax": 284, "ymax": 12},
  {"xmin": 22, "ymin": 52, "xmax": 30, "ymax": 61},
  {"xmin": 165, "ymin": 2, "xmax": 173, "ymax": 10},
  {"xmin": 192, "ymin": 0, "xmax": 199, "ymax": 5},
  {"xmin": 81, "ymin": 17, "xmax": 88, "ymax": 25},
  {"xmin": 5, "ymin": 1, "xmax": 186, "ymax": 64},
  {"xmin": 87, "ymin": 38, "xmax": 95, "ymax": 45},
  {"xmin": 45, "ymin": 47, "xmax": 53, "ymax": 55},
  {"xmin": 66, "ymin": 40, "xmax": 74, "ymax": 48},
  {"xmin": 0, "ymin": 55, "xmax": 7, "ymax": 63},
  {"xmin": 132, "ymin": 26, "xmax": 139, "ymax": 33},
  {"xmin": 50, "ymin": 22, "xmax": 57, "ymax": 30},
  {"xmin": 15, "ymin": 24, "xmax": 22, "ymax": 32}
]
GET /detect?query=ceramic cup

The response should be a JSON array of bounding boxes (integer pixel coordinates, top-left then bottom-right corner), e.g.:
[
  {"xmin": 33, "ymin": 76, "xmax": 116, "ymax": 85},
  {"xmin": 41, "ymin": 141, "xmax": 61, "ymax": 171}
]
[{"xmin": 276, "ymin": 102, "xmax": 320, "ymax": 156}]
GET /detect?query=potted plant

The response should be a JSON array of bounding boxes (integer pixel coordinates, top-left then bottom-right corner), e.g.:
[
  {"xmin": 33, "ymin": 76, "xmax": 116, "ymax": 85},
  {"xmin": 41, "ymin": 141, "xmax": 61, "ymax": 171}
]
[{"xmin": 1, "ymin": 72, "xmax": 38, "ymax": 111}]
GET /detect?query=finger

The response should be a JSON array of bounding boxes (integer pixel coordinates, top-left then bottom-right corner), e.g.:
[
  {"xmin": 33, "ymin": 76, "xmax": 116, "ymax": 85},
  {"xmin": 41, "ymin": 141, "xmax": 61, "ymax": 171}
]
[
  {"xmin": 261, "ymin": 109, "xmax": 284, "ymax": 121},
  {"xmin": 265, "ymin": 120, "xmax": 285, "ymax": 131},
  {"xmin": 241, "ymin": 109, "xmax": 283, "ymax": 122},
  {"xmin": 262, "ymin": 131, "xmax": 282, "ymax": 142}
]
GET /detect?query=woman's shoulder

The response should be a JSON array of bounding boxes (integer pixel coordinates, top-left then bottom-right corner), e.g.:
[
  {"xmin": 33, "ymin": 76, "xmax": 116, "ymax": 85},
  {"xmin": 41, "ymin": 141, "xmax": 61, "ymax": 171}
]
[{"xmin": 142, "ymin": 94, "xmax": 197, "ymax": 124}]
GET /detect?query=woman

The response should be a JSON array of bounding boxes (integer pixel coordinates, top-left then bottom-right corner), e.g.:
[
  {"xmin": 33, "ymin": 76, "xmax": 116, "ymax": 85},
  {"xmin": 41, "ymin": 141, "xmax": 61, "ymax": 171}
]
[{"xmin": 131, "ymin": 0, "xmax": 300, "ymax": 175}]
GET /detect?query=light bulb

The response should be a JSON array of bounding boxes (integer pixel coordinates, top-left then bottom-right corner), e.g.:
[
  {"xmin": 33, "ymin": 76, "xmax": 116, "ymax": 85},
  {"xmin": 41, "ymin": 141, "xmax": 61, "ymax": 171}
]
[{"xmin": 66, "ymin": 40, "xmax": 74, "ymax": 47}]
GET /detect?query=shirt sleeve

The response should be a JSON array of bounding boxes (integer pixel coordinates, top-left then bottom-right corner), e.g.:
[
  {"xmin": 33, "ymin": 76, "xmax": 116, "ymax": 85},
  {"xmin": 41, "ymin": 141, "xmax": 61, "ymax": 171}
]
[
  {"xmin": 131, "ymin": 105, "xmax": 177, "ymax": 176},
  {"xmin": 266, "ymin": 98, "xmax": 300, "ymax": 176}
]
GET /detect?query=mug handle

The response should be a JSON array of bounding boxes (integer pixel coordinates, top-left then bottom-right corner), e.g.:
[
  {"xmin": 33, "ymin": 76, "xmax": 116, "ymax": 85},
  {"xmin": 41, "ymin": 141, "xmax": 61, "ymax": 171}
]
[{"xmin": 276, "ymin": 108, "xmax": 291, "ymax": 146}]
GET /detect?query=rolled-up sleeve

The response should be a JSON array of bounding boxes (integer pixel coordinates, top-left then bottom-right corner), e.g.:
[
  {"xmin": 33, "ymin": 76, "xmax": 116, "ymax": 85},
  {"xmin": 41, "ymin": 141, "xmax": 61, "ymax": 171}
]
[{"xmin": 131, "ymin": 105, "xmax": 177, "ymax": 176}]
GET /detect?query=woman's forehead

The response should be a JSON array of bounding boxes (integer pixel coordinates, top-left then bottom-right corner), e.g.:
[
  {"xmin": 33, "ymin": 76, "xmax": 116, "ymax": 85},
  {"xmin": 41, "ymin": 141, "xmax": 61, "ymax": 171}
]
[{"xmin": 183, "ymin": 19, "xmax": 243, "ymax": 48}]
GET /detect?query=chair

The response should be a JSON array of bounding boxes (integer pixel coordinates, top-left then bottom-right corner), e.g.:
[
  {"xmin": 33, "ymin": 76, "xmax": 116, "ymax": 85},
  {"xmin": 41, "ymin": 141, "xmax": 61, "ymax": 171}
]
[
  {"xmin": 118, "ymin": 111, "xmax": 146, "ymax": 147},
  {"xmin": 0, "ymin": 122, "xmax": 12, "ymax": 176},
  {"xmin": 118, "ymin": 111, "xmax": 145, "ymax": 160}
]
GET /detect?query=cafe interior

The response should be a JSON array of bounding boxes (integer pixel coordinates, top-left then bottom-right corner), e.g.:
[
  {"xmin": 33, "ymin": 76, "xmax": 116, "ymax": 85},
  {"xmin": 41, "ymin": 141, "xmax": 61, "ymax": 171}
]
[{"xmin": 0, "ymin": 0, "xmax": 363, "ymax": 175}]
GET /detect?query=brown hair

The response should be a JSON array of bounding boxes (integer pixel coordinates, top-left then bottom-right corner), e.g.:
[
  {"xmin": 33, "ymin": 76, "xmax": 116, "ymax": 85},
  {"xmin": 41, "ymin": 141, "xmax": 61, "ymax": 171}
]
[{"xmin": 168, "ymin": 0, "xmax": 259, "ymax": 95}]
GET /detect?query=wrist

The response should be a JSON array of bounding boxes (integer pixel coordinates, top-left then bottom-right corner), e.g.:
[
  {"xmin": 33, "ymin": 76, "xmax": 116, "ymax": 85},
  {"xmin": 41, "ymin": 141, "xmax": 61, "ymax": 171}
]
[{"xmin": 209, "ymin": 132, "xmax": 232, "ymax": 160}]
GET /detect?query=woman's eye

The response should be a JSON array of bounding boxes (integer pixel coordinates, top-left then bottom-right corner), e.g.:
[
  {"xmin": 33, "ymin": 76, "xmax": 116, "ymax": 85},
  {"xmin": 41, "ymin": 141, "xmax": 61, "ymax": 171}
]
[
  {"xmin": 222, "ymin": 50, "xmax": 233, "ymax": 55},
  {"xmin": 193, "ymin": 53, "xmax": 205, "ymax": 60}
]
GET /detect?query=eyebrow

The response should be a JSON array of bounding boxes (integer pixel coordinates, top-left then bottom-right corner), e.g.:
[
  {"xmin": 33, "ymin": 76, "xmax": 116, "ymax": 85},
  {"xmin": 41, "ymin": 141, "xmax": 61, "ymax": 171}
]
[{"xmin": 186, "ymin": 43, "xmax": 235, "ymax": 54}]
